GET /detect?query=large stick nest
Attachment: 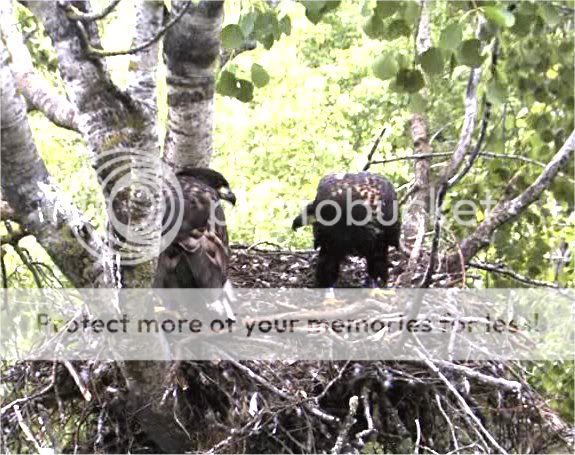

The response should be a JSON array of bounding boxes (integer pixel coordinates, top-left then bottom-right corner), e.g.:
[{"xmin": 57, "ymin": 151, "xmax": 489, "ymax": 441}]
[{"xmin": 1, "ymin": 247, "xmax": 573, "ymax": 454}]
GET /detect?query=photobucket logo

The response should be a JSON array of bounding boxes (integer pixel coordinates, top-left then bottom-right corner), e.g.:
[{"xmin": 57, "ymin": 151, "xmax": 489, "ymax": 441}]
[
  {"xmin": 299, "ymin": 188, "xmax": 401, "ymax": 227},
  {"xmin": 74, "ymin": 148, "xmax": 184, "ymax": 265}
]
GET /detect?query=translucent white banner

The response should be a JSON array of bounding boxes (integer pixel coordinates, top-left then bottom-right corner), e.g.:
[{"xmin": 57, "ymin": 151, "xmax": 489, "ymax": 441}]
[{"xmin": 1, "ymin": 288, "xmax": 573, "ymax": 361}]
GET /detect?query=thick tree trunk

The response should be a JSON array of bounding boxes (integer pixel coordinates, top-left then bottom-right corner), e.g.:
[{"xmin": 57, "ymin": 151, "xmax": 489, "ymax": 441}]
[
  {"xmin": 0, "ymin": 43, "xmax": 110, "ymax": 287},
  {"xmin": 28, "ymin": 0, "xmax": 162, "ymax": 287},
  {"xmin": 163, "ymin": 0, "xmax": 224, "ymax": 169}
]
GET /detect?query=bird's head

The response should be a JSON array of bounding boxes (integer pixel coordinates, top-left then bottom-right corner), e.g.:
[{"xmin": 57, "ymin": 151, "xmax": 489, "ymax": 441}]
[
  {"xmin": 177, "ymin": 167, "xmax": 236, "ymax": 206},
  {"xmin": 292, "ymin": 204, "xmax": 315, "ymax": 230}
]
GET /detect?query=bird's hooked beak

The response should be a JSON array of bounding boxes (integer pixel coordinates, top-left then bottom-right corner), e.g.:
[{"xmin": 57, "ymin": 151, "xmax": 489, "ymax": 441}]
[{"xmin": 218, "ymin": 186, "xmax": 236, "ymax": 206}]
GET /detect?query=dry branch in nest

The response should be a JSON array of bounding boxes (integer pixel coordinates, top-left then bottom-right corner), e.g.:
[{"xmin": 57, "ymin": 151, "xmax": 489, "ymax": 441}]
[{"xmin": 1, "ymin": 248, "xmax": 573, "ymax": 454}]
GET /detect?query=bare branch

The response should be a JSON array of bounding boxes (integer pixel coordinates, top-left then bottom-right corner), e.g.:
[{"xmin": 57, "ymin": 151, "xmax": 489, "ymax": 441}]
[
  {"xmin": 468, "ymin": 260, "xmax": 559, "ymax": 288},
  {"xmin": 77, "ymin": 1, "xmax": 192, "ymax": 58},
  {"xmin": 1, "ymin": 42, "xmax": 110, "ymax": 287},
  {"xmin": 454, "ymin": 129, "xmax": 575, "ymax": 265},
  {"xmin": 362, "ymin": 127, "xmax": 387, "ymax": 171},
  {"xmin": 62, "ymin": 0, "xmax": 121, "ymax": 22},
  {"xmin": 441, "ymin": 68, "xmax": 482, "ymax": 181},
  {"xmin": 0, "ymin": 0, "xmax": 79, "ymax": 131}
]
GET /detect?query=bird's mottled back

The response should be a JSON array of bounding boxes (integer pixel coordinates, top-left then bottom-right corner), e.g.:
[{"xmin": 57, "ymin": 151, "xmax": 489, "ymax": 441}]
[{"xmin": 292, "ymin": 171, "xmax": 400, "ymax": 288}]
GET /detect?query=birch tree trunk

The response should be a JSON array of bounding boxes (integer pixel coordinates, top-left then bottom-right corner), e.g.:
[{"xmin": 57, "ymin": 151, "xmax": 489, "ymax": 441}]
[
  {"xmin": 163, "ymin": 0, "xmax": 224, "ymax": 169},
  {"xmin": 0, "ymin": 42, "xmax": 109, "ymax": 286},
  {"xmin": 27, "ymin": 0, "xmax": 162, "ymax": 287}
]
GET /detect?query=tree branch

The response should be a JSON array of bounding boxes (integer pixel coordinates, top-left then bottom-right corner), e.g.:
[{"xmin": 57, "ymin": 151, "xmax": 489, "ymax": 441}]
[
  {"xmin": 468, "ymin": 260, "xmax": 559, "ymax": 288},
  {"xmin": 0, "ymin": 43, "xmax": 110, "ymax": 287},
  {"xmin": 126, "ymin": 0, "xmax": 165, "ymax": 110},
  {"xmin": 0, "ymin": 0, "xmax": 79, "ymax": 131},
  {"xmin": 62, "ymin": 0, "xmax": 121, "ymax": 22},
  {"xmin": 72, "ymin": 1, "xmax": 191, "ymax": 58},
  {"xmin": 453, "ymin": 129, "xmax": 575, "ymax": 266}
]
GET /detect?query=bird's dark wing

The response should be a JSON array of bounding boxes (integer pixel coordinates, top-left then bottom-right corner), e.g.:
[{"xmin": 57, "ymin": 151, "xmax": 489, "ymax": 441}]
[
  {"xmin": 154, "ymin": 175, "xmax": 229, "ymax": 288},
  {"xmin": 312, "ymin": 172, "xmax": 401, "ymax": 251}
]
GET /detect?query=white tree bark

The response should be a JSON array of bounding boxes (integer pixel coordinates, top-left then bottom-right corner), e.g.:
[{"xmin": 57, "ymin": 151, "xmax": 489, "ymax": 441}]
[
  {"xmin": 0, "ymin": 0, "xmax": 79, "ymax": 131},
  {"xmin": 163, "ymin": 0, "xmax": 224, "ymax": 169},
  {"xmin": 0, "ymin": 42, "xmax": 110, "ymax": 287},
  {"xmin": 27, "ymin": 0, "xmax": 162, "ymax": 287}
]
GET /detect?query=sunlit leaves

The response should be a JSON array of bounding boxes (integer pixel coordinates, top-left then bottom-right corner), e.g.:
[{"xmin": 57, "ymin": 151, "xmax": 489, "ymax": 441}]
[
  {"xmin": 300, "ymin": 1, "xmax": 341, "ymax": 24},
  {"xmin": 372, "ymin": 53, "xmax": 397, "ymax": 80},
  {"xmin": 458, "ymin": 39, "xmax": 484, "ymax": 67},
  {"xmin": 251, "ymin": 64, "xmax": 270, "ymax": 88},
  {"xmin": 385, "ymin": 19, "xmax": 411, "ymax": 40},
  {"xmin": 221, "ymin": 24, "xmax": 245, "ymax": 50},
  {"xmin": 439, "ymin": 23, "xmax": 462, "ymax": 51},
  {"xmin": 216, "ymin": 70, "xmax": 254, "ymax": 102},
  {"xmin": 363, "ymin": 15, "xmax": 384, "ymax": 39},
  {"xmin": 538, "ymin": 3, "xmax": 560, "ymax": 27},
  {"xmin": 486, "ymin": 79, "xmax": 507, "ymax": 105},
  {"xmin": 409, "ymin": 93, "xmax": 427, "ymax": 112},
  {"xmin": 374, "ymin": 0, "xmax": 400, "ymax": 18},
  {"xmin": 395, "ymin": 68, "xmax": 424, "ymax": 93},
  {"xmin": 482, "ymin": 6, "xmax": 515, "ymax": 28},
  {"xmin": 419, "ymin": 48, "xmax": 444, "ymax": 75}
]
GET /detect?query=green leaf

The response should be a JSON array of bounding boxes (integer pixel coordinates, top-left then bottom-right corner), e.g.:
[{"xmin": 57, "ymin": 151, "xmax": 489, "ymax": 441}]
[
  {"xmin": 372, "ymin": 53, "xmax": 398, "ymax": 80},
  {"xmin": 439, "ymin": 23, "xmax": 462, "ymax": 51},
  {"xmin": 486, "ymin": 79, "xmax": 507, "ymax": 105},
  {"xmin": 363, "ymin": 15, "xmax": 384, "ymax": 39},
  {"xmin": 486, "ymin": 133, "xmax": 505, "ymax": 153},
  {"xmin": 374, "ymin": 0, "xmax": 400, "ymax": 18},
  {"xmin": 458, "ymin": 39, "xmax": 484, "ymax": 67},
  {"xmin": 539, "ymin": 3, "xmax": 560, "ymax": 26},
  {"xmin": 251, "ymin": 63, "xmax": 270, "ymax": 88},
  {"xmin": 419, "ymin": 47, "xmax": 444, "ymax": 75},
  {"xmin": 254, "ymin": 11, "xmax": 280, "ymax": 43},
  {"xmin": 235, "ymin": 79, "xmax": 254, "ymax": 102},
  {"xmin": 482, "ymin": 6, "xmax": 515, "ymax": 28},
  {"xmin": 510, "ymin": 13, "xmax": 534, "ymax": 37},
  {"xmin": 239, "ymin": 11, "xmax": 257, "ymax": 37},
  {"xmin": 402, "ymin": 1, "xmax": 420, "ymax": 25},
  {"xmin": 385, "ymin": 19, "xmax": 411, "ymax": 40},
  {"xmin": 396, "ymin": 68, "xmax": 425, "ymax": 93},
  {"xmin": 279, "ymin": 15, "xmax": 292, "ymax": 36},
  {"xmin": 216, "ymin": 70, "xmax": 239, "ymax": 97},
  {"xmin": 409, "ymin": 93, "xmax": 427, "ymax": 112},
  {"xmin": 221, "ymin": 24, "xmax": 244, "ymax": 50},
  {"xmin": 300, "ymin": 1, "xmax": 340, "ymax": 24}
]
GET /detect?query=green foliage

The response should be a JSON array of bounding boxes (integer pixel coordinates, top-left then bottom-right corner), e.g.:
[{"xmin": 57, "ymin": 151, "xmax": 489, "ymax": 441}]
[{"xmin": 221, "ymin": 24, "xmax": 245, "ymax": 50}]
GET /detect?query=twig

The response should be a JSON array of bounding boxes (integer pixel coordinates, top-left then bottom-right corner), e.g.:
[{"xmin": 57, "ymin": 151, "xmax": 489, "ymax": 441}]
[
  {"xmin": 468, "ymin": 261, "xmax": 559, "ymax": 288},
  {"xmin": 416, "ymin": 349, "xmax": 508, "ymax": 454},
  {"xmin": 230, "ymin": 360, "xmax": 339, "ymax": 424},
  {"xmin": 331, "ymin": 396, "xmax": 358, "ymax": 454},
  {"xmin": 435, "ymin": 394, "xmax": 459, "ymax": 451},
  {"xmin": 414, "ymin": 418, "xmax": 421, "ymax": 454},
  {"xmin": 362, "ymin": 127, "xmax": 387, "ymax": 171},
  {"xmin": 62, "ymin": 0, "xmax": 122, "ymax": 21},
  {"xmin": 4, "ymin": 221, "xmax": 42, "ymax": 287},
  {"xmin": 63, "ymin": 361, "xmax": 92, "ymax": 402},
  {"xmin": 79, "ymin": 1, "xmax": 191, "ymax": 58},
  {"xmin": 431, "ymin": 361, "xmax": 521, "ymax": 391},
  {"xmin": 421, "ymin": 38, "xmax": 499, "ymax": 287},
  {"xmin": 315, "ymin": 361, "xmax": 350, "ymax": 402},
  {"xmin": 0, "ymin": 363, "xmax": 57, "ymax": 416},
  {"xmin": 14, "ymin": 404, "xmax": 43, "ymax": 453}
]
